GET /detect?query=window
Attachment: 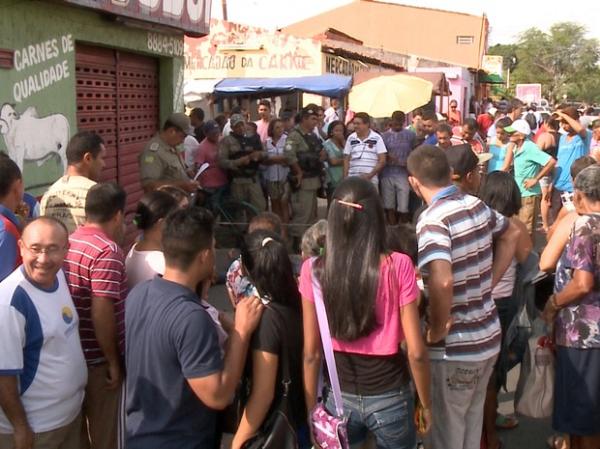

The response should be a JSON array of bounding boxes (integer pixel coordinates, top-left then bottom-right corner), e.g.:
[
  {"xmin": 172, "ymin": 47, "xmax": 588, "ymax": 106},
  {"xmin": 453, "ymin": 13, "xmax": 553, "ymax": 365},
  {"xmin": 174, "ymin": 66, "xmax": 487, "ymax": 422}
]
[{"xmin": 456, "ymin": 36, "xmax": 475, "ymax": 45}]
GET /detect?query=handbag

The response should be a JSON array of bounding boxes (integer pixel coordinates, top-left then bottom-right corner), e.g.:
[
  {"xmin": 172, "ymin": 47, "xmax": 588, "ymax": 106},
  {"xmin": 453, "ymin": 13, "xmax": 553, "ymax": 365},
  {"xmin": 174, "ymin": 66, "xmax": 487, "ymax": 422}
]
[
  {"xmin": 242, "ymin": 306, "xmax": 298, "ymax": 449},
  {"xmin": 514, "ymin": 318, "xmax": 555, "ymax": 418},
  {"xmin": 309, "ymin": 267, "xmax": 350, "ymax": 449}
]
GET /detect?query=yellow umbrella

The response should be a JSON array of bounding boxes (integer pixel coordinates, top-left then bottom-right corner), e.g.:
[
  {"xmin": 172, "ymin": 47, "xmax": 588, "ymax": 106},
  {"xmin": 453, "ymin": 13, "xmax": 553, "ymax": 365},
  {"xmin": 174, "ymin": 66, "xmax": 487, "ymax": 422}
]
[{"xmin": 349, "ymin": 74, "xmax": 433, "ymax": 117}]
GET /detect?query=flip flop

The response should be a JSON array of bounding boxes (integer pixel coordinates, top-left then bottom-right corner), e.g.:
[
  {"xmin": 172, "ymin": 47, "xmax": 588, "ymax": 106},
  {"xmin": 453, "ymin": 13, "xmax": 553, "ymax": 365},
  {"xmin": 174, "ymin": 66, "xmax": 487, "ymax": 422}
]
[
  {"xmin": 547, "ymin": 435, "xmax": 568, "ymax": 449},
  {"xmin": 495, "ymin": 413, "xmax": 519, "ymax": 430}
]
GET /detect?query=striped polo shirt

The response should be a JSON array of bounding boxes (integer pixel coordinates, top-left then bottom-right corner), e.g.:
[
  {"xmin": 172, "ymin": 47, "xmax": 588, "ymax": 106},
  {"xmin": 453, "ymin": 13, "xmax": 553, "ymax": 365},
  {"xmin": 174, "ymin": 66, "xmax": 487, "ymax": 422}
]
[
  {"xmin": 64, "ymin": 226, "xmax": 128, "ymax": 365},
  {"xmin": 343, "ymin": 130, "xmax": 387, "ymax": 183},
  {"xmin": 417, "ymin": 185, "xmax": 507, "ymax": 362}
]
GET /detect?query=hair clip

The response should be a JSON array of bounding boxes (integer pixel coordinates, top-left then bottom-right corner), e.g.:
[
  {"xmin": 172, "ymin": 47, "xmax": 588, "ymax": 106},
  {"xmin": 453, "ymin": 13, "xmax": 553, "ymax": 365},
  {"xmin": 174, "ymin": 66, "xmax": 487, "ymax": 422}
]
[
  {"xmin": 261, "ymin": 237, "xmax": 274, "ymax": 247},
  {"xmin": 337, "ymin": 199, "xmax": 363, "ymax": 210}
]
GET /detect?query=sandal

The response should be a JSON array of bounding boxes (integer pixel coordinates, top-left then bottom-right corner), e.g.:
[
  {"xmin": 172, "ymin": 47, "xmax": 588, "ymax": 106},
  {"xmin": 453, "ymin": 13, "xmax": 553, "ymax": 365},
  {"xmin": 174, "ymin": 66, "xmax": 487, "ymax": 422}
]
[
  {"xmin": 547, "ymin": 434, "xmax": 568, "ymax": 449},
  {"xmin": 495, "ymin": 413, "xmax": 519, "ymax": 430}
]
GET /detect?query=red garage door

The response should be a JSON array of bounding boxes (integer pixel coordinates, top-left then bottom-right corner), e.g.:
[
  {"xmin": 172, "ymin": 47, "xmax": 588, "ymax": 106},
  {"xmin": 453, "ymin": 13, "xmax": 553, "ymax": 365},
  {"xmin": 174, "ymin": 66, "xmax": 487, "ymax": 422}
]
[{"xmin": 75, "ymin": 44, "xmax": 159, "ymax": 245}]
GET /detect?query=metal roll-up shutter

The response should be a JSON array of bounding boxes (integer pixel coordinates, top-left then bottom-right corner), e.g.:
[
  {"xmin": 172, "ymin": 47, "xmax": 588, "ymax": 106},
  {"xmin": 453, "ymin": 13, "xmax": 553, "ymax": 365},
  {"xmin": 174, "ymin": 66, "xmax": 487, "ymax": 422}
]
[
  {"xmin": 75, "ymin": 44, "xmax": 159, "ymax": 246},
  {"xmin": 115, "ymin": 52, "xmax": 159, "ymax": 217},
  {"xmin": 75, "ymin": 44, "xmax": 118, "ymax": 182}
]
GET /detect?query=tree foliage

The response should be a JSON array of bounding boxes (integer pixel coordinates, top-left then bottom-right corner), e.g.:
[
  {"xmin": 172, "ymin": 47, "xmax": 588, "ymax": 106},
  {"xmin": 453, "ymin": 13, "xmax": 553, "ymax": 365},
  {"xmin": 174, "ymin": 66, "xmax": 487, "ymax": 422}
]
[{"xmin": 489, "ymin": 22, "xmax": 600, "ymax": 104}]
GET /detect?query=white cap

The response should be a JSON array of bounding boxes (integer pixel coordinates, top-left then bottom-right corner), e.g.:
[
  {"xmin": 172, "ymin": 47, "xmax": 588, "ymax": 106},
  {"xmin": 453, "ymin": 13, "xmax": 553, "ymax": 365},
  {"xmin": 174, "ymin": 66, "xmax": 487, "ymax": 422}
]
[
  {"xmin": 488, "ymin": 107, "xmax": 498, "ymax": 116},
  {"xmin": 436, "ymin": 112, "xmax": 445, "ymax": 121},
  {"xmin": 504, "ymin": 119, "xmax": 531, "ymax": 136}
]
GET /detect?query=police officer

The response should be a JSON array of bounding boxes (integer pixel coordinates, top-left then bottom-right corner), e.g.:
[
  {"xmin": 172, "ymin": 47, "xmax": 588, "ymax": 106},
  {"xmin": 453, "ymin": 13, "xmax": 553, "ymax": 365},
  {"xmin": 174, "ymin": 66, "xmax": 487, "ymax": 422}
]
[
  {"xmin": 218, "ymin": 114, "xmax": 266, "ymax": 211},
  {"xmin": 139, "ymin": 113, "xmax": 199, "ymax": 193},
  {"xmin": 285, "ymin": 104, "xmax": 326, "ymax": 244}
]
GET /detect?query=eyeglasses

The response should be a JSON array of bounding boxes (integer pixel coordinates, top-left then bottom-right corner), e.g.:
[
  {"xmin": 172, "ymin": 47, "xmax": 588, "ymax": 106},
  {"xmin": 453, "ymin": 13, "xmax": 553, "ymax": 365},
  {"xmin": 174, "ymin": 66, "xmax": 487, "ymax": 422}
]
[{"xmin": 22, "ymin": 243, "xmax": 67, "ymax": 257}]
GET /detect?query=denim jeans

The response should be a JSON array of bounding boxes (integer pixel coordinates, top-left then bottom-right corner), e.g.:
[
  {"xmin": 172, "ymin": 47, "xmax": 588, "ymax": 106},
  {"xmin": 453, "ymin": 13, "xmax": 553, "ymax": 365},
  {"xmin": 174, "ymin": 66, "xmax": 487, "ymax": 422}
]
[{"xmin": 325, "ymin": 384, "xmax": 416, "ymax": 449}]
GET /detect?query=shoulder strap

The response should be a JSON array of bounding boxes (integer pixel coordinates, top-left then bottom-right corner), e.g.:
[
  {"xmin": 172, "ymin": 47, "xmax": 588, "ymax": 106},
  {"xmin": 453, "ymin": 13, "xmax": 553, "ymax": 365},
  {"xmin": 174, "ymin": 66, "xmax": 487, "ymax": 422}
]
[
  {"xmin": 310, "ymin": 261, "xmax": 344, "ymax": 417},
  {"xmin": 266, "ymin": 304, "xmax": 292, "ymax": 397}
]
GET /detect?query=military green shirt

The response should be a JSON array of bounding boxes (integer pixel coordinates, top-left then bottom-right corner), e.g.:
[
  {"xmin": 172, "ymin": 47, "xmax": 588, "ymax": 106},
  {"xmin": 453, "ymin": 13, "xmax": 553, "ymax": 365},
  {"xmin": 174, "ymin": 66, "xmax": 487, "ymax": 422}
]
[
  {"xmin": 139, "ymin": 134, "xmax": 189, "ymax": 185},
  {"xmin": 284, "ymin": 126, "xmax": 311, "ymax": 166},
  {"xmin": 218, "ymin": 135, "xmax": 245, "ymax": 171}
]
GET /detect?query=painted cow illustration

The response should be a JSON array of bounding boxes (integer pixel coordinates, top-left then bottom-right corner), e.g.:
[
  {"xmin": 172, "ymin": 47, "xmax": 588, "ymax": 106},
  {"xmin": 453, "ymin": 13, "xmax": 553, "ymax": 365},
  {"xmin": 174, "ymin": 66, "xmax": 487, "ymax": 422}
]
[{"xmin": 0, "ymin": 103, "xmax": 69, "ymax": 172}]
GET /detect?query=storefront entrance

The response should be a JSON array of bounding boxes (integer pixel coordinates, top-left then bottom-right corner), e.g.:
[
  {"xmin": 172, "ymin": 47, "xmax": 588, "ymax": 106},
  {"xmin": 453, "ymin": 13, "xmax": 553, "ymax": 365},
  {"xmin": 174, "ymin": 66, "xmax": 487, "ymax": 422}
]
[{"xmin": 75, "ymin": 44, "xmax": 159, "ymax": 243}]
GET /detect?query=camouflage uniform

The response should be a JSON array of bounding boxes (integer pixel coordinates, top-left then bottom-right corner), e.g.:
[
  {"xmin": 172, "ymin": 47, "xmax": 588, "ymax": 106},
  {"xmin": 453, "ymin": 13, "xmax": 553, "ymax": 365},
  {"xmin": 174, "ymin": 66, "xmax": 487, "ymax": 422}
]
[{"xmin": 284, "ymin": 126, "xmax": 323, "ymax": 238}]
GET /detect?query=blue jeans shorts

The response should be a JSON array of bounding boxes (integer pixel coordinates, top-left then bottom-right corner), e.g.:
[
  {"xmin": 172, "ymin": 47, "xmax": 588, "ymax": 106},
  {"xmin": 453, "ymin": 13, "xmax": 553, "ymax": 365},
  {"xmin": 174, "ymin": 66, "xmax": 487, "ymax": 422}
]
[{"xmin": 325, "ymin": 383, "xmax": 416, "ymax": 449}]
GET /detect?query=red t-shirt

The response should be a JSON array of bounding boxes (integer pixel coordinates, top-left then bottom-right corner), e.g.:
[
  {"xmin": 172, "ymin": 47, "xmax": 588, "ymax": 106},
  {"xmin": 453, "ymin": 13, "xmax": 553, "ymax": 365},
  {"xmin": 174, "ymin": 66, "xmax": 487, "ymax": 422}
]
[
  {"xmin": 195, "ymin": 138, "xmax": 228, "ymax": 189},
  {"xmin": 476, "ymin": 114, "xmax": 494, "ymax": 137},
  {"xmin": 64, "ymin": 226, "xmax": 128, "ymax": 365}
]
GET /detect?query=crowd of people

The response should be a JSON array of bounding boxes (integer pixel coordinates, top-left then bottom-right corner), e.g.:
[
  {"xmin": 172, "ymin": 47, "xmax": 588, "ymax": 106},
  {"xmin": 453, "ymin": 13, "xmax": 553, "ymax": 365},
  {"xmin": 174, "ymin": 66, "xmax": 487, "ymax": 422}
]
[{"xmin": 0, "ymin": 93, "xmax": 598, "ymax": 449}]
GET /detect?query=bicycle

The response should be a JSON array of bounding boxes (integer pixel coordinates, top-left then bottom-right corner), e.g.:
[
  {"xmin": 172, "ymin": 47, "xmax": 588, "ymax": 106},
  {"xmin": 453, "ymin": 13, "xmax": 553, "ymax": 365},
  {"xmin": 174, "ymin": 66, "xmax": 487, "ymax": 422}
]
[{"xmin": 191, "ymin": 163, "xmax": 259, "ymax": 248}]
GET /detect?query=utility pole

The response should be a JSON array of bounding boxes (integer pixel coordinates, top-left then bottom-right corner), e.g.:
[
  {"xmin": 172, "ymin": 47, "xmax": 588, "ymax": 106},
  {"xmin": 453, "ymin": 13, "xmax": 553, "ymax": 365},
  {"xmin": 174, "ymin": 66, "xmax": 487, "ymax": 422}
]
[{"xmin": 221, "ymin": 0, "xmax": 228, "ymax": 20}]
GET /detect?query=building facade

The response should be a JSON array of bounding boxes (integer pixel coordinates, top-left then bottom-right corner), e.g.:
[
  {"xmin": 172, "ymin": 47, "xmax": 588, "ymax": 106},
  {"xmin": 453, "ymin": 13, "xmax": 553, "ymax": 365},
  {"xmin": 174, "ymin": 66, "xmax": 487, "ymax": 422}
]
[{"xmin": 0, "ymin": 0, "xmax": 210, "ymax": 205}]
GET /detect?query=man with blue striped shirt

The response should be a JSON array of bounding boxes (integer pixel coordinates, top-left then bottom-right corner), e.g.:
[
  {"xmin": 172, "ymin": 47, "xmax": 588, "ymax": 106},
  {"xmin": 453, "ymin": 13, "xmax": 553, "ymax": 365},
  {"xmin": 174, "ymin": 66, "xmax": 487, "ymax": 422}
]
[{"xmin": 408, "ymin": 145, "xmax": 518, "ymax": 449}]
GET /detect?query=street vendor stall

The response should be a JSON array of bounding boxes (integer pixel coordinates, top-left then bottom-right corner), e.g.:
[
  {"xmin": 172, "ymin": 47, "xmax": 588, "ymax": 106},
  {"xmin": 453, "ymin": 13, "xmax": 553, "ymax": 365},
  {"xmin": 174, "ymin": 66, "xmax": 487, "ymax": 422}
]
[{"xmin": 212, "ymin": 74, "xmax": 352, "ymax": 99}]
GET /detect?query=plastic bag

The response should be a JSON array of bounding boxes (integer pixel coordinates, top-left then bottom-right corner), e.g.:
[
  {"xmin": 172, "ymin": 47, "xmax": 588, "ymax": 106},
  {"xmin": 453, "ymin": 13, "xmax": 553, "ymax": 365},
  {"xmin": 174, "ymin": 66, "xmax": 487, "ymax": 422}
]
[{"xmin": 514, "ymin": 318, "xmax": 555, "ymax": 418}]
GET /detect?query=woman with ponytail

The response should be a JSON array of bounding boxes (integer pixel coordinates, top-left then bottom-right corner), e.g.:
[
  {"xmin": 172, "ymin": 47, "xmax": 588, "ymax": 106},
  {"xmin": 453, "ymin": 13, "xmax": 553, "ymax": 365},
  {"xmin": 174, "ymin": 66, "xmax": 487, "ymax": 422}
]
[
  {"xmin": 232, "ymin": 230, "xmax": 309, "ymax": 449},
  {"xmin": 125, "ymin": 190, "xmax": 179, "ymax": 288}
]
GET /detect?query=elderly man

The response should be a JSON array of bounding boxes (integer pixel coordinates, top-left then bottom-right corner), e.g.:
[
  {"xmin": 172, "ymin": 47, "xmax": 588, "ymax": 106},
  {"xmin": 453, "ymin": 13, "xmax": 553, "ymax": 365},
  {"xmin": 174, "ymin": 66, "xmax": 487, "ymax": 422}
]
[{"xmin": 0, "ymin": 217, "xmax": 87, "ymax": 449}]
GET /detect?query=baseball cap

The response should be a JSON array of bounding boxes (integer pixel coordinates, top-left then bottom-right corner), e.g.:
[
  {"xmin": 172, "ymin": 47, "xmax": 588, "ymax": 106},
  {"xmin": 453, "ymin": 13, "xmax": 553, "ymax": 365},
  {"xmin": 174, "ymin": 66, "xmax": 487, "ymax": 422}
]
[
  {"xmin": 202, "ymin": 120, "xmax": 220, "ymax": 135},
  {"xmin": 488, "ymin": 107, "xmax": 498, "ymax": 116},
  {"xmin": 230, "ymin": 114, "xmax": 245, "ymax": 127},
  {"xmin": 167, "ymin": 112, "xmax": 194, "ymax": 135},
  {"xmin": 503, "ymin": 119, "xmax": 531, "ymax": 135},
  {"xmin": 446, "ymin": 144, "xmax": 492, "ymax": 179}
]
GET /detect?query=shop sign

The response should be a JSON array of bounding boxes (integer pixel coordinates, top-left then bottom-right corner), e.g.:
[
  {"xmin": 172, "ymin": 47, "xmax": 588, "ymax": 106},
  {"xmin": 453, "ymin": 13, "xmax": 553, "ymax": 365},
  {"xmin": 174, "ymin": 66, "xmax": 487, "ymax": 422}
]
[
  {"xmin": 325, "ymin": 54, "xmax": 368, "ymax": 76},
  {"xmin": 185, "ymin": 19, "xmax": 322, "ymax": 78},
  {"xmin": 61, "ymin": 0, "xmax": 210, "ymax": 35},
  {"xmin": 482, "ymin": 55, "xmax": 503, "ymax": 76}
]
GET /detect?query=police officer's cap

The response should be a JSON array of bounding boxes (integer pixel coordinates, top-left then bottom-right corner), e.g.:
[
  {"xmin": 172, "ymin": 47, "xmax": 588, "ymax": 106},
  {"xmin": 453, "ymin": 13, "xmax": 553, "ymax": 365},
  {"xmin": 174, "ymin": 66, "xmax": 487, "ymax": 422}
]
[{"xmin": 301, "ymin": 104, "xmax": 319, "ymax": 118}]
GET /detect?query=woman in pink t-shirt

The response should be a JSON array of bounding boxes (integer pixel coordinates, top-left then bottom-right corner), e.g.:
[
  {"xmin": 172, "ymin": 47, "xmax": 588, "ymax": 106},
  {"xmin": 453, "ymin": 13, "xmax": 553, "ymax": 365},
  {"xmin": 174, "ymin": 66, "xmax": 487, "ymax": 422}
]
[{"xmin": 299, "ymin": 177, "xmax": 432, "ymax": 448}]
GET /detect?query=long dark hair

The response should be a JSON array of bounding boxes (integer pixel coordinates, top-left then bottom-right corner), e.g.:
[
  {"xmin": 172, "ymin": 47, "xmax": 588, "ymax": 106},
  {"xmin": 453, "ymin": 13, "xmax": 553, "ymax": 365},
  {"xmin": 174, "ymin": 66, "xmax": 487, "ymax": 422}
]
[
  {"xmin": 479, "ymin": 171, "xmax": 521, "ymax": 217},
  {"xmin": 320, "ymin": 177, "xmax": 386, "ymax": 340},
  {"xmin": 241, "ymin": 230, "xmax": 300, "ymax": 310}
]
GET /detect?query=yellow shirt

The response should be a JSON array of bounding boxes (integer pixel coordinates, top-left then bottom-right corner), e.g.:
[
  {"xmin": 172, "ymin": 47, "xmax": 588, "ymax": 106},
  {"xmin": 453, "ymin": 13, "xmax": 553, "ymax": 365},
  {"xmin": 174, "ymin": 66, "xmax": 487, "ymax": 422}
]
[{"xmin": 40, "ymin": 175, "xmax": 96, "ymax": 234}]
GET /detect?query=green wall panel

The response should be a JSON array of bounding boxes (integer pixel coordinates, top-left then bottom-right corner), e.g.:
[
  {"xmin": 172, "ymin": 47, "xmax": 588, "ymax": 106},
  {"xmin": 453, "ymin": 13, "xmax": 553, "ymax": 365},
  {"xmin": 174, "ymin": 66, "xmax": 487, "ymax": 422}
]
[{"xmin": 0, "ymin": 0, "xmax": 184, "ymax": 195}]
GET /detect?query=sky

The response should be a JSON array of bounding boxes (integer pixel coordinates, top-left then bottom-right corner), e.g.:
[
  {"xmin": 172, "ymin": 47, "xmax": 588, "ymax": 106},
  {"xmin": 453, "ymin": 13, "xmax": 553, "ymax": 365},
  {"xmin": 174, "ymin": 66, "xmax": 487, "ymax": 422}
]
[{"xmin": 210, "ymin": 0, "xmax": 600, "ymax": 45}]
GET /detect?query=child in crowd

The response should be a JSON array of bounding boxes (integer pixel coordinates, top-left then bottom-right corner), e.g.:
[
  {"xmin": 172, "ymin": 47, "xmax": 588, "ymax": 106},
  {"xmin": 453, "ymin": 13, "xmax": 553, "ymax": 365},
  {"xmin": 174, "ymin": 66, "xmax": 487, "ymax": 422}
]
[
  {"xmin": 300, "ymin": 219, "xmax": 327, "ymax": 260},
  {"xmin": 225, "ymin": 212, "xmax": 282, "ymax": 307}
]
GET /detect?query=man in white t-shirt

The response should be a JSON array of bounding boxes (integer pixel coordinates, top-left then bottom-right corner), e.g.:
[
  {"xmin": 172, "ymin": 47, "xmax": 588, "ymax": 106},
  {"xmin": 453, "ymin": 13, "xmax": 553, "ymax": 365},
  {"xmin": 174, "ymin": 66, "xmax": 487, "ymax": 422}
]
[
  {"xmin": 40, "ymin": 132, "xmax": 106, "ymax": 234},
  {"xmin": 324, "ymin": 97, "xmax": 343, "ymax": 131},
  {"xmin": 0, "ymin": 217, "xmax": 87, "ymax": 449},
  {"xmin": 343, "ymin": 112, "xmax": 387, "ymax": 187}
]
